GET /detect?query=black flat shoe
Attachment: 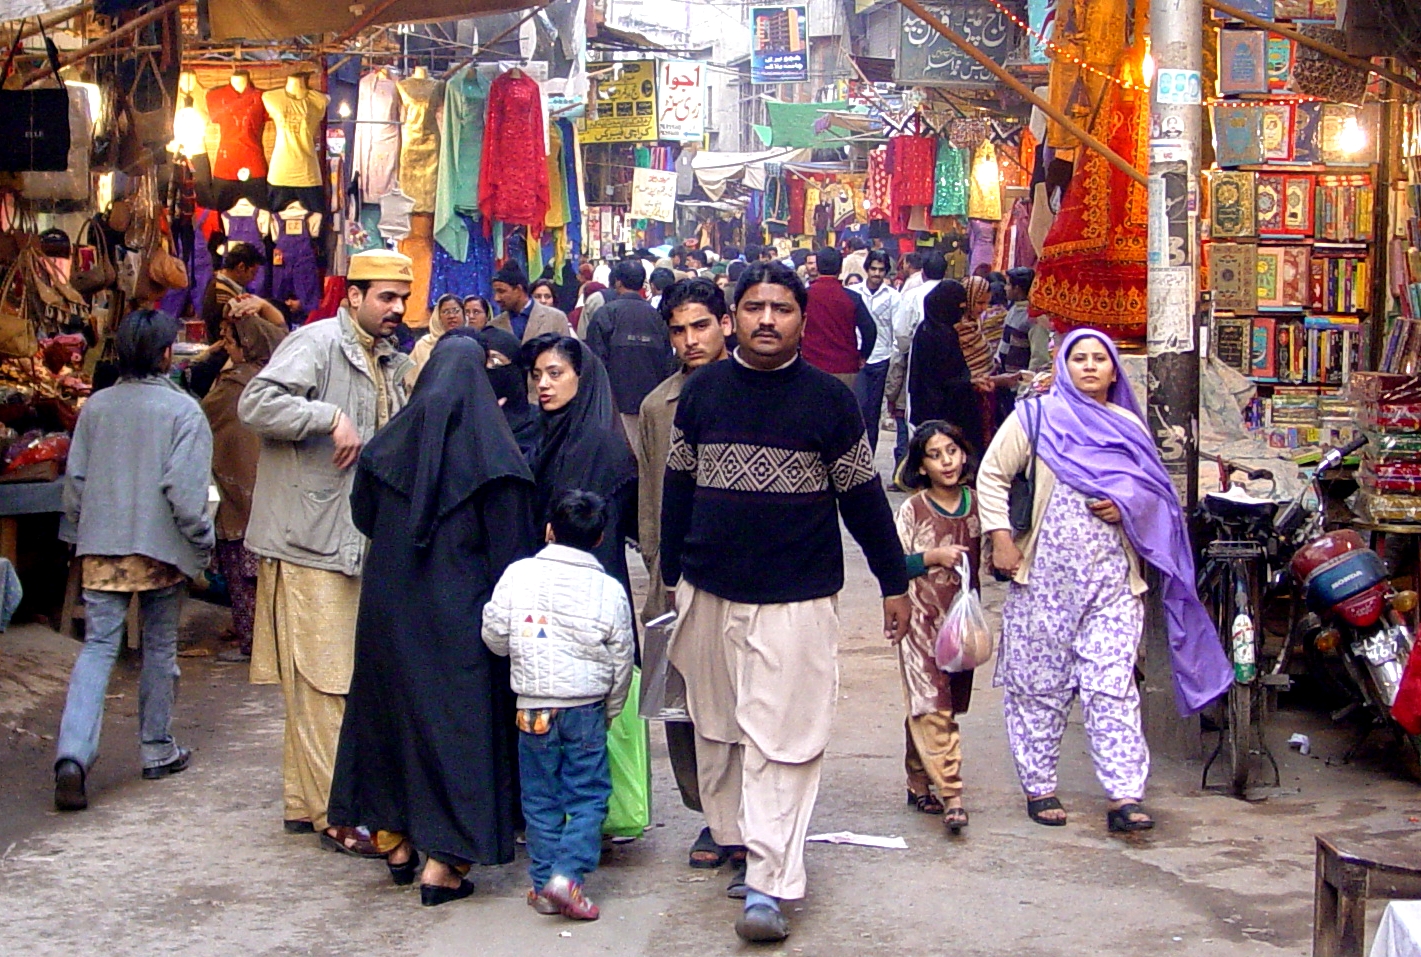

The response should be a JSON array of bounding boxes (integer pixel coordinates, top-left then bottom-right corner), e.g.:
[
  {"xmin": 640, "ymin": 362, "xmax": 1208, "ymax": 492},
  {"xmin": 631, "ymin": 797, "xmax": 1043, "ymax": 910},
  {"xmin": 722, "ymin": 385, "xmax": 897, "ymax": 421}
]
[
  {"xmin": 726, "ymin": 858, "xmax": 748, "ymax": 899},
  {"xmin": 735, "ymin": 903, "xmax": 790, "ymax": 943},
  {"xmin": 142, "ymin": 747, "xmax": 191, "ymax": 780},
  {"xmin": 283, "ymin": 819, "xmax": 315, "ymax": 834},
  {"xmin": 386, "ymin": 845, "xmax": 420, "ymax": 886},
  {"xmin": 54, "ymin": 759, "xmax": 86, "ymax": 811},
  {"xmin": 420, "ymin": 879, "xmax": 475, "ymax": 907}
]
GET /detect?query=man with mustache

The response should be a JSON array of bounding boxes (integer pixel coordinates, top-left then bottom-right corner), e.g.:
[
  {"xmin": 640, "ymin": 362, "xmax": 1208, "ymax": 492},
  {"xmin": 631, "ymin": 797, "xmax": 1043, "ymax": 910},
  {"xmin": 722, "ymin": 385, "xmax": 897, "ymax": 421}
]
[
  {"xmin": 636, "ymin": 277, "xmax": 736, "ymax": 882},
  {"xmin": 660, "ymin": 260, "xmax": 911, "ymax": 943}
]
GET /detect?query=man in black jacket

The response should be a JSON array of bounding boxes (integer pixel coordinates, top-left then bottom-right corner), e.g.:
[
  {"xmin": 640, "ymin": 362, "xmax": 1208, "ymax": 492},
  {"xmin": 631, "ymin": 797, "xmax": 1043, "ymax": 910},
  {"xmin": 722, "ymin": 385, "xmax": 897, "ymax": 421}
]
[{"xmin": 585, "ymin": 258, "xmax": 674, "ymax": 459}]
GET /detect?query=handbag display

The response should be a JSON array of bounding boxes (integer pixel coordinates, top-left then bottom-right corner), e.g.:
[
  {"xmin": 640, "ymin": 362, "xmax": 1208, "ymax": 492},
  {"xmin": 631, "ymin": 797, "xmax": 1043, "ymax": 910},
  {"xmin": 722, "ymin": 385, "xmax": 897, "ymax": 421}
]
[
  {"xmin": 0, "ymin": 251, "xmax": 40, "ymax": 358},
  {"xmin": 0, "ymin": 20, "xmax": 72, "ymax": 173},
  {"xmin": 1008, "ymin": 397, "xmax": 1043, "ymax": 535},
  {"xmin": 71, "ymin": 218, "xmax": 117, "ymax": 296},
  {"xmin": 24, "ymin": 85, "xmax": 94, "ymax": 203}
]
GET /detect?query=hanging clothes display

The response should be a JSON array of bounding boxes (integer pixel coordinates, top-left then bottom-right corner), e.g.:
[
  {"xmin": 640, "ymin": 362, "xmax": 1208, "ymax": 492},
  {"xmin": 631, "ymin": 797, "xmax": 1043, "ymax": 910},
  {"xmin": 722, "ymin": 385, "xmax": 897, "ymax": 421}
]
[
  {"xmin": 557, "ymin": 119, "xmax": 582, "ymax": 263},
  {"xmin": 378, "ymin": 188, "xmax": 417, "ymax": 243},
  {"xmin": 478, "ymin": 70, "xmax": 549, "ymax": 234},
  {"xmin": 263, "ymin": 81, "xmax": 329, "ymax": 188},
  {"xmin": 270, "ymin": 206, "xmax": 323, "ymax": 318},
  {"xmin": 160, "ymin": 207, "xmax": 219, "ymax": 319},
  {"xmin": 429, "ymin": 213, "xmax": 495, "ymax": 304},
  {"xmin": 865, "ymin": 146, "xmax": 890, "ymax": 221},
  {"xmin": 967, "ymin": 140, "xmax": 1003, "ymax": 221},
  {"xmin": 433, "ymin": 65, "xmax": 490, "ymax": 261},
  {"xmin": 354, "ymin": 69, "xmax": 401, "ymax": 204},
  {"xmin": 1030, "ymin": 77, "xmax": 1148, "ymax": 341},
  {"xmin": 222, "ymin": 204, "xmax": 271, "ymax": 296},
  {"xmin": 397, "ymin": 72, "xmax": 444, "ymax": 214},
  {"xmin": 208, "ymin": 77, "xmax": 268, "ymax": 181},
  {"xmin": 888, "ymin": 135, "xmax": 935, "ymax": 234},
  {"xmin": 932, "ymin": 141, "xmax": 969, "ymax": 217}
]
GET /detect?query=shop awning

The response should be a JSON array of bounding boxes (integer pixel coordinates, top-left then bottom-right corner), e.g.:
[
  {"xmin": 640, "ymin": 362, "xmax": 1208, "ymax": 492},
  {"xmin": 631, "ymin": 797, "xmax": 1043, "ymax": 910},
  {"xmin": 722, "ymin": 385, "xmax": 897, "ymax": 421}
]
[
  {"xmin": 208, "ymin": 0, "xmax": 543, "ymax": 42},
  {"xmin": 753, "ymin": 100, "xmax": 853, "ymax": 149},
  {"xmin": 691, "ymin": 147, "xmax": 811, "ymax": 200}
]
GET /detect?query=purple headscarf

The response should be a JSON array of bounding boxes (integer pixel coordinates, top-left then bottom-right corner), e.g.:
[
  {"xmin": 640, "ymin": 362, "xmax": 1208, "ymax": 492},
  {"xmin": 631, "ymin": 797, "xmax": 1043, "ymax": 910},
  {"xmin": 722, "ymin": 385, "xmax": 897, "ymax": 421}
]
[{"xmin": 1032, "ymin": 328, "xmax": 1231, "ymax": 716}]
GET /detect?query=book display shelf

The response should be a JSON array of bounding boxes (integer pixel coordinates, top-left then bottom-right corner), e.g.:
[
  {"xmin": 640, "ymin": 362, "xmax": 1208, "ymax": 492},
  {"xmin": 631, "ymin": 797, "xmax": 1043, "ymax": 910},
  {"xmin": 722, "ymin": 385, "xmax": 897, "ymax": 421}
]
[{"xmin": 1201, "ymin": 0, "xmax": 1392, "ymax": 452}]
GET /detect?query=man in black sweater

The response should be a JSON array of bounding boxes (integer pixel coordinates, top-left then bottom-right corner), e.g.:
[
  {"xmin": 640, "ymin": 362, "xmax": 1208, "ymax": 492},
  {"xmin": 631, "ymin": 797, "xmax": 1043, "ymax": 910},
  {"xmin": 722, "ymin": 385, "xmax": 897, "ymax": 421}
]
[
  {"xmin": 661, "ymin": 260, "xmax": 911, "ymax": 944},
  {"xmin": 585, "ymin": 258, "xmax": 674, "ymax": 459}
]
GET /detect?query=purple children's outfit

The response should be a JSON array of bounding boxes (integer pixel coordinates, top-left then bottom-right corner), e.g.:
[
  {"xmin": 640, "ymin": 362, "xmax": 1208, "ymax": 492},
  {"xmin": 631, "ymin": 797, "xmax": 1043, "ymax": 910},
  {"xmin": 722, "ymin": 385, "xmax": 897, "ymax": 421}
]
[
  {"xmin": 222, "ymin": 207, "xmax": 269, "ymax": 297},
  {"xmin": 271, "ymin": 209, "xmax": 322, "ymax": 317}
]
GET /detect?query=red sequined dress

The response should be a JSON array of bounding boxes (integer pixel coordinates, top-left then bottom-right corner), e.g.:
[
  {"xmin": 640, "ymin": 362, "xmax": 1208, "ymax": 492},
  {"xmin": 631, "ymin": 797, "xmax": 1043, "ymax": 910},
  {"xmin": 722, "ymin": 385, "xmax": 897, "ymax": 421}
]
[{"xmin": 478, "ymin": 71, "xmax": 550, "ymax": 234}]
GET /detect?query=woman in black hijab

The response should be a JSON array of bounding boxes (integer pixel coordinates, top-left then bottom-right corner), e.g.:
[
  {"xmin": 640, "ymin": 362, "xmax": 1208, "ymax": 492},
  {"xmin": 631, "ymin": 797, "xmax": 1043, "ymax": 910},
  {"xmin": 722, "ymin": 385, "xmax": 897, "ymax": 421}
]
[
  {"xmin": 328, "ymin": 336, "xmax": 537, "ymax": 907},
  {"xmin": 471, "ymin": 325, "xmax": 540, "ymax": 458},
  {"xmin": 522, "ymin": 333, "xmax": 638, "ymax": 604},
  {"xmin": 904, "ymin": 279, "xmax": 985, "ymax": 457}
]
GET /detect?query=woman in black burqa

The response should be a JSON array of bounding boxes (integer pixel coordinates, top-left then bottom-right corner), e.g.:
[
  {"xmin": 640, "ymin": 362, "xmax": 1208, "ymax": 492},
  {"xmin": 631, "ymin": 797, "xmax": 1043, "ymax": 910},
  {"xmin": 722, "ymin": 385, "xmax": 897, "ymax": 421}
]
[
  {"xmin": 328, "ymin": 336, "xmax": 538, "ymax": 907},
  {"xmin": 522, "ymin": 333, "xmax": 638, "ymax": 607},
  {"xmin": 905, "ymin": 279, "xmax": 986, "ymax": 459},
  {"xmin": 471, "ymin": 325, "xmax": 540, "ymax": 458}
]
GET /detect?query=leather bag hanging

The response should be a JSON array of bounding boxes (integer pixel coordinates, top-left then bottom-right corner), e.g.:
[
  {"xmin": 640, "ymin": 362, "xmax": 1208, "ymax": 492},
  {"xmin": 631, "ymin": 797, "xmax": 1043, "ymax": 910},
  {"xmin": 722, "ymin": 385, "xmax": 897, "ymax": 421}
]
[
  {"xmin": 0, "ymin": 251, "xmax": 40, "ymax": 358},
  {"xmin": 71, "ymin": 218, "xmax": 117, "ymax": 296},
  {"xmin": 0, "ymin": 20, "xmax": 72, "ymax": 173},
  {"xmin": 127, "ymin": 53, "xmax": 173, "ymax": 151}
]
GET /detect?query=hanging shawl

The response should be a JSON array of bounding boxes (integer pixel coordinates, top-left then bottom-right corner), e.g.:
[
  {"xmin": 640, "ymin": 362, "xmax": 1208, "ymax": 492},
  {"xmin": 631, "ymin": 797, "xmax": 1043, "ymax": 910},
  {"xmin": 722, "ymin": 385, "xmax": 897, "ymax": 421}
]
[
  {"xmin": 1028, "ymin": 76, "xmax": 1148, "ymax": 342},
  {"xmin": 201, "ymin": 317, "xmax": 288, "ymax": 541},
  {"xmin": 474, "ymin": 325, "xmax": 541, "ymax": 458},
  {"xmin": 527, "ymin": 338, "xmax": 637, "ymax": 523},
  {"xmin": 1034, "ymin": 329, "xmax": 1232, "ymax": 716},
  {"xmin": 360, "ymin": 336, "xmax": 533, "ymax": 548}
]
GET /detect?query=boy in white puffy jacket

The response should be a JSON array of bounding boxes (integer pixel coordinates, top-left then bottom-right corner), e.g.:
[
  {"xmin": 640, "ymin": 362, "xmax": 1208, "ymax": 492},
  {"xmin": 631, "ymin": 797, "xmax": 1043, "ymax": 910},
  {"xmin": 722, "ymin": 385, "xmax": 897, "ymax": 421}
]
[{"xmin": 483, "ymin": 490, "xmax": 634, "ymax": 923}]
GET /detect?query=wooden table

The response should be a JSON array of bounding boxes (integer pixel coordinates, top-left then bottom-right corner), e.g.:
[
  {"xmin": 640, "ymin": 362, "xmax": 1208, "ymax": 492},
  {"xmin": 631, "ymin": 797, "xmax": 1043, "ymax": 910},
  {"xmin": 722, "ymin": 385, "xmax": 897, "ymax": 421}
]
[{"xmin": 1315, "ymin": 832, "xmax": 1421, "ymax": 956}]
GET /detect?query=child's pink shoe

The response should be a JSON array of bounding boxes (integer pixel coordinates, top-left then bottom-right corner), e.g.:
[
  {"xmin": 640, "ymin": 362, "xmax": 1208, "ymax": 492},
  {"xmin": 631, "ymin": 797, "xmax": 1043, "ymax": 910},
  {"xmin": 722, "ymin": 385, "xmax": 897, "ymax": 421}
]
[{"xmin": 542, "ymin": 874, "xmax": 600, "ymax": 920}]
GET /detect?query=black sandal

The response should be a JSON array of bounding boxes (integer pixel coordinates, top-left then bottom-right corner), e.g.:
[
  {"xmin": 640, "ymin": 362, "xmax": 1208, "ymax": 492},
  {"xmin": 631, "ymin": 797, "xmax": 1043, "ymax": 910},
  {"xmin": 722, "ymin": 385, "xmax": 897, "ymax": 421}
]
[
  {"xmin": 943, "ymin": 806, "xmax": 969, "ymax": 834},
  {"xmin": 1107, "ymin": 803, "xmax": 1155, "ymax": 833},
  {"xmin": 908, "ymin": 789, "xmax": 944, "ymax": 815},
  {"xmin": 688, "ymin": 826, "xmax": 728, "ymax": 869},
  {"xmin": 1026, "ymin": 796, "xmax": 1067, "ymax": 827},
  {"xmin": 385, "ymin": 842, "xmax": 420, "ymax": 886}
]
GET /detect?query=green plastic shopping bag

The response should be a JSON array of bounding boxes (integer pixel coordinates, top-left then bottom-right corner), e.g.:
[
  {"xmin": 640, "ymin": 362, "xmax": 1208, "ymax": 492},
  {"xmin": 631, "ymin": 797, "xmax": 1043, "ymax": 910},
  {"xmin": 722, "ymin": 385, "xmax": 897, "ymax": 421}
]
[{"xmin": 602, "ymin": 668, "xmax": 651, "ymax": 838}]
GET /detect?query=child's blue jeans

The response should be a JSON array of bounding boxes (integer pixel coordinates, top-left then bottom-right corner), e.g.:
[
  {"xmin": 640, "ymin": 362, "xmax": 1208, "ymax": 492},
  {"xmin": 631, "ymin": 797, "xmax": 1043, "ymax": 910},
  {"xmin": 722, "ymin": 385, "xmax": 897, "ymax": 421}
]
[{"xmin": 519, "ymin": 702, "xmax": 612, "ymax": 891}]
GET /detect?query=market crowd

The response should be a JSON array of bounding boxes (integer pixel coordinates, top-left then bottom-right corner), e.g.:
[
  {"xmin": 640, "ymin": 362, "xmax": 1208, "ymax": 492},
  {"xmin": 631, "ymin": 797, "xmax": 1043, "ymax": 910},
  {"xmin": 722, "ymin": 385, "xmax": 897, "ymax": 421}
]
[{"xmin": 51, "ymin": 236, "xmax": 1231, "ymax": 944}]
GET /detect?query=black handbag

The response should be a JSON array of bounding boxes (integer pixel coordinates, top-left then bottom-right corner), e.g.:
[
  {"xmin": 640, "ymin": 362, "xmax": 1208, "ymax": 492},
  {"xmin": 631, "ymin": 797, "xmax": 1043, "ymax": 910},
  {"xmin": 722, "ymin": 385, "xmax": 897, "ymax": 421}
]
[
  {"xmin": 0, "ymin": 20, "xmax": 72, "ymax": 173},
  {"xmin": 1008, "ymin": 398, "xmax": 1042, "ymax": 535}
]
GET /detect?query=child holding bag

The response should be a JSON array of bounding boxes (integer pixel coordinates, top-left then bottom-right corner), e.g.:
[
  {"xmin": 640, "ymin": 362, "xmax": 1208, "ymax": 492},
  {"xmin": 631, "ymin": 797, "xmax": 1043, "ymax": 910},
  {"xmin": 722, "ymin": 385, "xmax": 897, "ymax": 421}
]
[{"xmin": 892, "ymin": 420, "xmax": 982, "ymax": 833}]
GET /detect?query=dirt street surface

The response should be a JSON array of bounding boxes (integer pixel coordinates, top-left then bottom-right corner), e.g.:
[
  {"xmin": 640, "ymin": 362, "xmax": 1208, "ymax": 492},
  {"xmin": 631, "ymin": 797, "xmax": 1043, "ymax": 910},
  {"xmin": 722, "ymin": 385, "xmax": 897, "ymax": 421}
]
[{"xmin": 3, "ymin": 447, "xmax": 1420, "ymax": 957}]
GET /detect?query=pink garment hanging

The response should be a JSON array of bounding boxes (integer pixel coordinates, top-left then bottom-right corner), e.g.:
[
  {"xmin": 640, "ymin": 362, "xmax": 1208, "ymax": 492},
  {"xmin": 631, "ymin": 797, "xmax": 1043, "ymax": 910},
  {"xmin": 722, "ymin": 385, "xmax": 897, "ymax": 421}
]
[{"xmin": 354, "ymin": 70, "xmax": 401, "ymax": 204}]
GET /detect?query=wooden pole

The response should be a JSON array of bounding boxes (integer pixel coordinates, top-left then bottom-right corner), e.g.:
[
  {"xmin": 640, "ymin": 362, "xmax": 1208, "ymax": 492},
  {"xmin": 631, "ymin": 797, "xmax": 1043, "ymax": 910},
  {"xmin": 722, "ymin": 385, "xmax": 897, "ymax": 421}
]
[
  {"xmin": 19, "ymin": 0, "xmax": 182, "ymax": 87},
  {"xmin": 1203, "ymin": 0, "xmax": 1421, "ymax": 96},
  {"xmin": 1, "ymin": 3, "xmax": 94, "ymax": 45},
  {"xmin": 893, "ymin": 0, "xmax": 1147, "ymax": 186}
]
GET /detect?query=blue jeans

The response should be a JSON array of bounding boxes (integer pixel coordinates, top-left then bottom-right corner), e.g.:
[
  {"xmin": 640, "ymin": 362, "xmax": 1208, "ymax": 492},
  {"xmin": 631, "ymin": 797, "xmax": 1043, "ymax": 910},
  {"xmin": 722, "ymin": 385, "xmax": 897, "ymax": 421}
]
[
  {"xmin": 519, "ymin": 702, "xmax": 612, "ymax": 890},
  {"xmin": 57, "ymin": 585, "xmax": 183, "ymax": 772},
  {"xmin": 854, "ymin": 360, "xmax": 890, "ymax": 455}
]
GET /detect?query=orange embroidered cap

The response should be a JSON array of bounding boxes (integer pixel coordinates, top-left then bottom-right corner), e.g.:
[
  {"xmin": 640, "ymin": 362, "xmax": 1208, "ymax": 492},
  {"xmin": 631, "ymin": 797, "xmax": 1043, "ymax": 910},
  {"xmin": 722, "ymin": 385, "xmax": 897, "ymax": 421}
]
[{"xmin": 347, "ymin": 250, "xmax": 414, "ymax": 283}]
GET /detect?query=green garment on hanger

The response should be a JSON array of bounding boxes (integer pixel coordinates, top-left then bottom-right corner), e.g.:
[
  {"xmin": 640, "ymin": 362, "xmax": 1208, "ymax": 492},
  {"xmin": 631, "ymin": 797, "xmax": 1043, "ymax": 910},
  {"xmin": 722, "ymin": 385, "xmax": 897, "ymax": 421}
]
[
  {"xmin": 932, "ymin": 141, "xmax": 969, "ymax": 218},
  {"xmin": 434, "ymin": 65, "xmax": 490, "ymax": 262}
]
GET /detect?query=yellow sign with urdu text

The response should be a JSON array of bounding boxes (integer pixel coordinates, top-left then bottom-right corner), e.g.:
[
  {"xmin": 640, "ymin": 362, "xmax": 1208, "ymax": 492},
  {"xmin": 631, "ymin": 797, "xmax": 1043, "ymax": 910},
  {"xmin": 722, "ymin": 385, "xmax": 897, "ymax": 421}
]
[{"xmin": 583, "ymin": 60, "xmax": 658, "ymax": 144}]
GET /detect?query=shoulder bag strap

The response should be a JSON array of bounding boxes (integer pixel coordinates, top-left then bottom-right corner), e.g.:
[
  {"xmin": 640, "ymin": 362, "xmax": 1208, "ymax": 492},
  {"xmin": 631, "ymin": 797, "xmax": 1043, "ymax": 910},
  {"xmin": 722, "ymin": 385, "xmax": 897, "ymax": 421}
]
[{"xmin": 1025, "ymin": 397, "xmax": 1040, "ymax": 487}]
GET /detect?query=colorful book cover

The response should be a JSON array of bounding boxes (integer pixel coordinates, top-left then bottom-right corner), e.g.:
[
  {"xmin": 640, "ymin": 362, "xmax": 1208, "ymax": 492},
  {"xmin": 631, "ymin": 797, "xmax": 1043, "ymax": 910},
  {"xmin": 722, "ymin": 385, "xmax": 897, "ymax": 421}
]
[
  {"xmin": 1210, "ymin": 242, "xmax": 1259, "ymax": 312},
  {"xmin": 1213, "ymin": 0, "xmax": 1274, "ymax": 19},
  {"xmin": 1252, "ymin": 315, "xmax": 1278, "ymax": 379},
  {"xmin": 1266, "ymin": 37, "xmax": 1295, "ymax": 90},
  {"xmin": 1256, "ymin": 174, "xmax": 1285, "ymax": 234},
  {"xmin": 1280, "ymin": 245, "xmax": 1311, "ymax": 306},
  {"xmin": 1273, "ymin": 0, "xmax": 1310, "ymax": 16},
  {"xmin": 1257, "ymin": 247, "xmax": 1283, "ymax": 307},
  {"xmin": 1215, "ymin": 317, "xmax": 1254, "ymax": 375},
  {"xmin": 1293, "ymin": 102, "xmax": 1321, "ymax": 164},
  {"xmin": 1214, "ymin": 105, "xmax": 1265, "ymax": 167},
  {"xmin": 1211, "ymin": 171, "xmax": 1257, "ymax": 239},
  {"xmin": 1218, "ymin": 30, "xmax": 1269, "ymax": 95},
  {"xmin": 1281, "ymin": 173, "xmax": 1314, "ymax": 236},
  {"xmin": 1261, "ymin": 104, "xmax": 1295, "ymax": 161}
]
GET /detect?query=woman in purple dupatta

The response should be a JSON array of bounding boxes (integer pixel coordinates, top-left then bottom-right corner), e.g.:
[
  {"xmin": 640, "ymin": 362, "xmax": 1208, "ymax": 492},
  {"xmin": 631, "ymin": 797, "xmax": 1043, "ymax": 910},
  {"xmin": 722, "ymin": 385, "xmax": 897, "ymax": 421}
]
[{"xmin": 977, "ymin": 329, "xmax": 1230, "ymax": 832}]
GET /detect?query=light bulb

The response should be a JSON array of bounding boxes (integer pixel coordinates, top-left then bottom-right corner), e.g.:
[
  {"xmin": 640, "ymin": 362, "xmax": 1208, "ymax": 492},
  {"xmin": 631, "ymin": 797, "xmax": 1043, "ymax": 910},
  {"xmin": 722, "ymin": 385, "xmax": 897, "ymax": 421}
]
[
  {"xmin": 338, "ymin": 101, "xmax": 352, "ymax": 119},
  {"xmin": 1141, "ymin": 40, "xmax": 1155, "ymax": 89},
  {"xmin": 172, "ymin": 104, "xmax": 206, "ymax": 158},
  {"xmin": 1338, "ymin": 114, "xmax": 1366, "ymax": 156}
]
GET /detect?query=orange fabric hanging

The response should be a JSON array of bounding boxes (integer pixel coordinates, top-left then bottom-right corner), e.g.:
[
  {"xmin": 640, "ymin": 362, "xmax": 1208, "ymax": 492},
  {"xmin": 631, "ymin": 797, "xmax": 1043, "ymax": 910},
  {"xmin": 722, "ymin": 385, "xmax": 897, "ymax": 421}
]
[{"xmin": 1028, "ymin": 75, "xmax": 1148, "ymax": 343}]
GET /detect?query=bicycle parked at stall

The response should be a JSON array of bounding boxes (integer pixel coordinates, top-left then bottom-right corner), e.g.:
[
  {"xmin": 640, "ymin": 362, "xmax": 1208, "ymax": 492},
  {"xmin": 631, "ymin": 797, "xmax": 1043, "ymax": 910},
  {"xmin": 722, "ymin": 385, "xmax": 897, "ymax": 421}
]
[{"xmin": 1195, "ymin": 454, "xmax": 1304, "ymax": 796}]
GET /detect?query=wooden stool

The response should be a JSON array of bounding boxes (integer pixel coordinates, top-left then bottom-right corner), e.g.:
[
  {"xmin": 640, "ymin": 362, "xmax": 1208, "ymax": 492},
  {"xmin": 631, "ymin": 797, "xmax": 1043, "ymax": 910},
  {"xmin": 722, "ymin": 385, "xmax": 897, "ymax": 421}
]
[{"xmin": 1314, "ymin": 833, "xmax": 1421, "ymax": 956}]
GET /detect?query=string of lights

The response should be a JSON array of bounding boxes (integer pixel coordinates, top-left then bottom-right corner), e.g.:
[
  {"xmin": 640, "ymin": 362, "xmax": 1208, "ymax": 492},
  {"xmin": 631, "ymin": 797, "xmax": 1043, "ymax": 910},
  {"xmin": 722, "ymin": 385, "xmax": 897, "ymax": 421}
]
[{"xmin": 975, "ymin": 0, "xmax": 1142, "ymax": 90}]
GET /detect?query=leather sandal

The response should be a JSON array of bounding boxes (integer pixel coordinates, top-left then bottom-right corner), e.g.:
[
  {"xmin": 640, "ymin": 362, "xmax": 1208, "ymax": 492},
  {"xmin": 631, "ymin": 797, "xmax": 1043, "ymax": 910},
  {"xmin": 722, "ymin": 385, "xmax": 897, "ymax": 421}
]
[
  {"xmin": 908, "ymin": 789, "xmax": 944, "ymax": 815},
  {"xmin": 688, "ymin": 826, "xmax": 728, "ymax": 869},
  {"xmin": 943, "ymin": 806, "xmax": 969, "ymax": 834},
  {"xmin": 1026, "ymin": 795, "xmax": 1067, "ymax": 827},
  {"xmin": 1107, "ymin": 802, "xmax": 1155, "ymax": 833},
  {"xmin": 319, "ymin": 825, "xmax": 382, "ymax": 859}
]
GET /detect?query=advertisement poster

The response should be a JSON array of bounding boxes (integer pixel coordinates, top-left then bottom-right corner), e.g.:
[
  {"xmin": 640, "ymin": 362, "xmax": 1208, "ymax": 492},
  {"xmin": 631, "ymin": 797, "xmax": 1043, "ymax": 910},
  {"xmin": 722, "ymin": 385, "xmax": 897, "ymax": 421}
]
[
  {"xmin": 630, "ymin": 167, "xmax": 677, "ymax": 222},
  {"xmin": 897, "ymin": 0, "xmax": 1021, "ymax": 86},
  {"xmin": 750, "ymin": 5, "xmax": 808, "ymax": 84},
  {"xmin": 583, "ymin": 60, "xmax": 657, "ymax": 143},
  {"xmin": 657, "ymin": 60, "xmax": 706, "ymax": 142}
]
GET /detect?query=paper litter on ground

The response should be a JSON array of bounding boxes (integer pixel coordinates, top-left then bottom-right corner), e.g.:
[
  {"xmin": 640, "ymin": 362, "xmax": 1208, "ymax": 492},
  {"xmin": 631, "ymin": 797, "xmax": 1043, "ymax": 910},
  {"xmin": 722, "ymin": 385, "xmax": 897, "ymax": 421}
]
[{"xmin": 806, "ymin": 831, "xmax": 908, "ymax": 849}]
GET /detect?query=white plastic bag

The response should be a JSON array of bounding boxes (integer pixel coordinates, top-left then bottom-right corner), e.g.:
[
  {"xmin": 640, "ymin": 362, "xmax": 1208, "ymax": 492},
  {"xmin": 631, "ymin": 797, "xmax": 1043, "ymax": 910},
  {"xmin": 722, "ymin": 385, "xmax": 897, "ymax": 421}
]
[{"xmin": 934, "ymin": 553, "xmax": 993, "ymax": 673}]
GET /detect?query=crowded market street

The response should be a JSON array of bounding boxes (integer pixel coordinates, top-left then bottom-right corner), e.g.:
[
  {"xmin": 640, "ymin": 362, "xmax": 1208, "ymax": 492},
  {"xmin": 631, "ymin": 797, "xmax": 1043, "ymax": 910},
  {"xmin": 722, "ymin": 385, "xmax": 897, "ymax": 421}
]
[{"xmin": 3, "ymin": 447, "xmax": 1417, "ymax": 957}]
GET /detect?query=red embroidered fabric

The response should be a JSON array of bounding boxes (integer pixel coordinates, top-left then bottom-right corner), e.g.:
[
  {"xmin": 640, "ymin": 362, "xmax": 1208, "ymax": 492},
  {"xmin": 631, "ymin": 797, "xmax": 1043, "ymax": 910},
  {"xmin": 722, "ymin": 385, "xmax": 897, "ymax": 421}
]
[
  {"xmin": 864, "ymin": 147, "xmax": 890, "ymax": 221},
  {"xmin": 478, "ymin": 72, "xmax": 550, "ymax": 233},
  {"xmin": 206, "ymin": 84, "xmax": 269, "ymax": 180},
  {"xmin": 887, "ymin": 135, "xmax": 935, "ymax": 234}
]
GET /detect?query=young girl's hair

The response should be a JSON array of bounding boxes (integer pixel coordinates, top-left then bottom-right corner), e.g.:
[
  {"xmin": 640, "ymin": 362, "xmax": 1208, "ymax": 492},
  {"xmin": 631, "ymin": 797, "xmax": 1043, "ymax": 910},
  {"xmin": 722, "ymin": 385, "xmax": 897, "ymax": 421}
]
[{"xmin": 897, "ymin": 419, "xmax": 977, "ymax": 490}]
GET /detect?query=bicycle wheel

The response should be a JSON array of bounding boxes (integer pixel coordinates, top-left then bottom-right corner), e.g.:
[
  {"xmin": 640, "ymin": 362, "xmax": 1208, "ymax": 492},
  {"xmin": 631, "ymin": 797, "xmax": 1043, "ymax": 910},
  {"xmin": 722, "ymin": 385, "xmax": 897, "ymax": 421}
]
[{"xmin": 1227, "ymin": 680, "xmax": 1253, "ymax": 796}]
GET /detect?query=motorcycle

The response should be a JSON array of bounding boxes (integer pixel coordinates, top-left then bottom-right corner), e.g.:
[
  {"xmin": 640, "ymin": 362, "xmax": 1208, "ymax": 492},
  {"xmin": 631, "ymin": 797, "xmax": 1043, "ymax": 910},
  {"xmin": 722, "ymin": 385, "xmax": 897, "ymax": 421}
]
[{"xmin": 1285, "ymin": 435, "xmax": 1421, "ymax": 768}]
